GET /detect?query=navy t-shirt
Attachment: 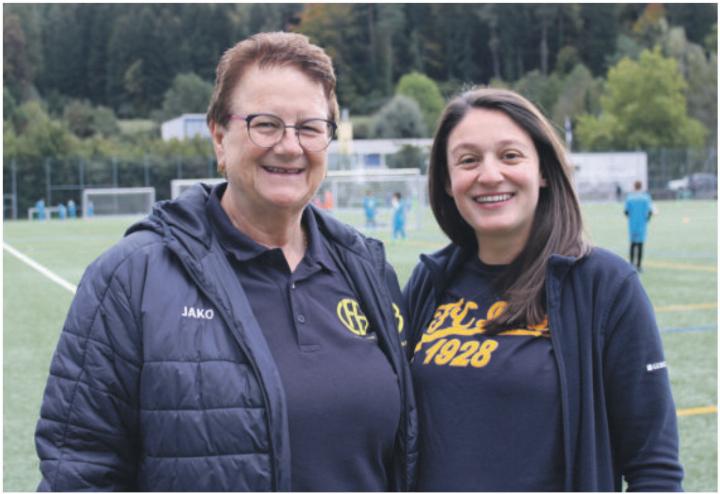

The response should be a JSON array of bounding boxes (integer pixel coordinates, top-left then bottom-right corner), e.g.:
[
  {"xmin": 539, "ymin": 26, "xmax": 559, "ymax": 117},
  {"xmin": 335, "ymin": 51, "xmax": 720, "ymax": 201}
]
[
  {"xmin": 207, "ymin": 184, "xmax": 401, "ymax": 491},
  {"xmin": 411, "ymin": 256, "xmax": 564, "ymax": 491}
]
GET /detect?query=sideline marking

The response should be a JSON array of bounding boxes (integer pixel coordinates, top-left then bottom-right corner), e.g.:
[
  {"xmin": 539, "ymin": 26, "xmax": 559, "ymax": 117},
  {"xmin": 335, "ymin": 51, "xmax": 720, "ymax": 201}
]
[
  {"xmin": 655, "ymin": 302, "xmax": 717, "ymax": 313},
  {"xmin": 645, "ymin": 260, "xmax": 716, "ymax": 272},
  {"xmin": 677, "ymin": 405, "xmax": 717, "ymax": 417},
  {"xmin": 3, "ymin": 242, "xmax": 77, "ymax": 294},
  {"xmin": 661, "ymin": 324, "xmax": 716, "ymax": 335}
]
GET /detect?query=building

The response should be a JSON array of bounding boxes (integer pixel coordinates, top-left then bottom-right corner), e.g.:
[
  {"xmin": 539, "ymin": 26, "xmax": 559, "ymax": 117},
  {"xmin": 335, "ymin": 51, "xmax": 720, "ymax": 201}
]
[{"xmin": 161, "ymin": 114, "xmax": 211, "ymax": 141}]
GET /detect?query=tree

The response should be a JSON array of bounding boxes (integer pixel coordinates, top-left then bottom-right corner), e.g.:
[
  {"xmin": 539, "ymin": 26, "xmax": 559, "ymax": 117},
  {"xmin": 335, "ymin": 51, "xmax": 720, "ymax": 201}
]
[
  {"xmin": 63, "ymin": 99, "xmax": 120, "ymax": 138},
  {"xmin": 11, "ymin": 101, "xmax": 77, "ymax": 153},
  {"xmin": 512, "ymin": 70, "xmax": 562, "ymax": 117},
  {"xmin": 576, "ymin": 48, "xmax": 706, "ymax": 150},
  {"xmin": 396, "ymin": 72, "xmax": 445, "ymax": 134},
  {"xmin": 157, "ymin": 72, "xmax": 213, "ymax": 122},
  {"xmin": 3, "ymin": 13, "xmax": 32, "ymax": 100},
  {"xmin": 662, "ymin": 27, "xmax": 717, "ymax": 147},
  {"xmin": 370, "ymin": 95, "xmax": 426, "ymax": 138},
  {"xmin": 551, "ymin": 64, "xmax": 603, "ymax": 128}
]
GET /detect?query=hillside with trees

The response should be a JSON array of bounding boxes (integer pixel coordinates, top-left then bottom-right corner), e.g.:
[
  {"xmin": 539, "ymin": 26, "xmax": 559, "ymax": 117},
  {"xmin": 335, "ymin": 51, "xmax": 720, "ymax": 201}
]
[{"xmin": 3, "ymin": 3, "xmax": 717, "ymax": 212}]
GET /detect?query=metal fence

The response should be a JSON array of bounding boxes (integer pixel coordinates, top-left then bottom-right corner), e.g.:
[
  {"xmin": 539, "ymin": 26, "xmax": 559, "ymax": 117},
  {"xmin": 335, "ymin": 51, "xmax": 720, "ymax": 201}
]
[
  {"xmin": 3, "ymin": 147, "xmax": 716, "ymax": 220},
  {"xmin": 3, "ymin": 155, "xmax": 220, "ymax": 219}
]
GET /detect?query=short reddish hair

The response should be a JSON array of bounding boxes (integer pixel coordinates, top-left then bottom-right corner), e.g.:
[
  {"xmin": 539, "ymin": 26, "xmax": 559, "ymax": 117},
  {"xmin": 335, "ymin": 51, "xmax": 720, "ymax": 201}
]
[{"xmin": 206, "ymin": 32, "xmax": 339, "ymax": 127}]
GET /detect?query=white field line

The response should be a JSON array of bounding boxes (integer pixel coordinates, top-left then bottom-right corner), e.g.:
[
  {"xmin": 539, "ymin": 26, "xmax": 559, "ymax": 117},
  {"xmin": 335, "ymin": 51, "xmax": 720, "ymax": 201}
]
[{"xmin": 3, "ymin": 242, "xmax": 77, "ymax": 294}]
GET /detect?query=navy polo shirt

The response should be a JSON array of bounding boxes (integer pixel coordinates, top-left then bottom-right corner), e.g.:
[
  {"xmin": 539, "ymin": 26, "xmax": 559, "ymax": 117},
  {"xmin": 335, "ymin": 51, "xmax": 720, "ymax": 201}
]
[
  {"xmin": 207, "ymin": 184, "xmax": 401, "ymax": 491},
  {"xmin": 411, "ymin": 256, "xmax": 564, "ymax": 491}
]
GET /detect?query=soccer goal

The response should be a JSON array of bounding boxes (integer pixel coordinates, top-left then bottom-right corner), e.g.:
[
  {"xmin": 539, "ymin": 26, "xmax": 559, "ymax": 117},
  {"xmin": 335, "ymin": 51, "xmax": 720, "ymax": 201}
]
[
  {"xmin": 317, "ymin": 168, "xmax": 427, "ymax": 230},
  {"xmin": 170, "ymin": 178, "xmax": 226, "ymax": 199},
  {"xmin": 82, "ymin": 187, "xmax": 156, "ymax": 218}
]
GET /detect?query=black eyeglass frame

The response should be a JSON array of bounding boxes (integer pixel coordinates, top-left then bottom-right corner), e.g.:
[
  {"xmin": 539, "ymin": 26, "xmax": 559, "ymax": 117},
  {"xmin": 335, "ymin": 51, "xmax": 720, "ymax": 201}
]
[{"xmin": 228, "ymin": 113, "xmax": 337, "ymax": 151}]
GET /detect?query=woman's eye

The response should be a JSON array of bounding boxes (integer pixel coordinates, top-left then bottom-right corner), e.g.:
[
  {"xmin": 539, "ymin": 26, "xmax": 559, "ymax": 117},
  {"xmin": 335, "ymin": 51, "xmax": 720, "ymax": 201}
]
[
  {"xmin": 502, "ymin": 151, "xmax": 522, "ymax": 161},
  {"xmin": 300, "ymin": 124, "xmax": 323, "ymax": 135},
  {"xmin": 457, "ymin": 156, "xmax": 478, "ymax": 166},
  {"xmin": 255, "ymin": 122, "xmax": 279, "ymax": 129}
]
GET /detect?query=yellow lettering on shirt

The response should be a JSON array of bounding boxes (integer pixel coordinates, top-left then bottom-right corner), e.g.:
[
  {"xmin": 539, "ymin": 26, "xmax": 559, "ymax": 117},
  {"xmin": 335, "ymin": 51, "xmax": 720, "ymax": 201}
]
[{"xmin": 414, "ymin": 299, "xmax": 549, "ymax": 357}]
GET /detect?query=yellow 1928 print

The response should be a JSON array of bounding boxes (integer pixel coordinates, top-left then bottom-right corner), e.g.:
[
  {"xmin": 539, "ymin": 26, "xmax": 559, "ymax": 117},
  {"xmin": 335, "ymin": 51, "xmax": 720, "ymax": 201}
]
[
  {"xmin": 414, "ymin": 298, "xmax": 549, "ymax": 368},
  {"xmin": 422, "ymin": 337, "xmax": 499, "ymax": 368}
]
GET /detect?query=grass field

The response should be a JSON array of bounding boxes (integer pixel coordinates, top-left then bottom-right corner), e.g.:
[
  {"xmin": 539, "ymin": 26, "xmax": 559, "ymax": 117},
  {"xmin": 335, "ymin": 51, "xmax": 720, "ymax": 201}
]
[{"xmin": 3, "ymin": 199, "xmax": 717, "ymax": 491}]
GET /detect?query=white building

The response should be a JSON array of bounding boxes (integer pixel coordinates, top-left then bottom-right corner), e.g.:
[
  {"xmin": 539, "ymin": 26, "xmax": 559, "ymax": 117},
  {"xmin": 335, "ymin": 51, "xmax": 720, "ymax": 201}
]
[{"xmin": 161, "ymin": 114, "xmax": 210, "ymax": 141}]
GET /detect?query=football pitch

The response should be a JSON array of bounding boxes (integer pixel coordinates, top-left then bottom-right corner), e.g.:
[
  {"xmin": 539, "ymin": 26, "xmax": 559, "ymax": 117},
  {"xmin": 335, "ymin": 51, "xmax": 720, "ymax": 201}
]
[{"xmin": 3, "ymin": 200, "xmax": 717, "ymax": 491}]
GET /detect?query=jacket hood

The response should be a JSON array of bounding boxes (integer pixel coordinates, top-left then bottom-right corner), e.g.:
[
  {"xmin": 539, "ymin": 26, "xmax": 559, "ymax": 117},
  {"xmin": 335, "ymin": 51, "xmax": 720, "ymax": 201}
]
[
  {"xmin": 126, "ymin": 182, "xmax": 385, "ymax": 264},
  {"xmin": 418, "ymin": 243, "xmax": 473, "ymax": 293}
]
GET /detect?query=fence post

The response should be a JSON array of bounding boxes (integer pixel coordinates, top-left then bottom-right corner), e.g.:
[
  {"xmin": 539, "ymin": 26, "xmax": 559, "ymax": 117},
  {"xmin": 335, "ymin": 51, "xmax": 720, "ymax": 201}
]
[
  {"xmin": 112, "ymin": 157, "xmax": 118, "ymax": 187},
  {"xmin": 45, "ymin": 157, "xmax": 52, "ymax": 205},
  {"xmin": 144, "ymin": 154, "xmax": 150, "ymax": 186},
  {"xmin": 12, "ymin": 159, "xmax": 18, "ymax": 219},
  {"xmin": 79, "ymin": 157, "xmax": 85, "ymax": 191}
]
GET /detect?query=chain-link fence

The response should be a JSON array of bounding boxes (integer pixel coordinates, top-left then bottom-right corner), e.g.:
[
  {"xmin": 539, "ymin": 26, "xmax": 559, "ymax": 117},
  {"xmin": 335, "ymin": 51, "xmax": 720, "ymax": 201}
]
[
  {"xmin": 3, "ymin": 155, "xmax": 220, "ymax": 219},
  {"xmin": 3, "ymin": 147, "xmax": 716, "ymax": 219},
  {"xmin": 646, "ymin": 147, "xmax": 718, "ymax": 199}
]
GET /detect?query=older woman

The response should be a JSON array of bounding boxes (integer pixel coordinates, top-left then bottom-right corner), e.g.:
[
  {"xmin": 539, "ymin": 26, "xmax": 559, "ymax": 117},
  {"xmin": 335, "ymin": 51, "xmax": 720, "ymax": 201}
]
[
  {"xmin": 404, "ymin": 88, "xmax": 682, "ymax": 491},
  {"xmin": 35, "ymin": 32, "xmax": 416, "ymax": 491}
]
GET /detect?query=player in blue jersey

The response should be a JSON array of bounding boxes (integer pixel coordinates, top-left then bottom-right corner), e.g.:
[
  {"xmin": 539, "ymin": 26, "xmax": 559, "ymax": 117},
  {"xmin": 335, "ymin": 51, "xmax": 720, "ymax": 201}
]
[
  {"xmin": 404, "ymin": 88, "xmax": 682, "ymax": 491},
  {"xmin": 35, "ymin": 199, "xmax": 46, "ymax": 220},
  {"xmin": 67, "ymin": 199, "xmax": 77, "ymax": 219},
  {"xmin": 391, "ymin": 191, "xmax": 406, "ymax": 239},
  {"xmin": 624, "ymin": 180, "xmax": 653, "ymax": 272},
  {"xmin": 363, "ymin": 190, "xmax": 378, "ymax": 228}
]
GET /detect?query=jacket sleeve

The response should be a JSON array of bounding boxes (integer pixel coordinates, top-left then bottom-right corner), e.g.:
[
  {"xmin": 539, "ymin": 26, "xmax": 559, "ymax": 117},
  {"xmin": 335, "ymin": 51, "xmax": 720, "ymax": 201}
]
[
  {"xmin": 35, "ymin": 253, "xmax": 142, "ymax": 491},
  {"xmin": 602, "ymin": 272, "xmax": 683, "ymax": 491}
]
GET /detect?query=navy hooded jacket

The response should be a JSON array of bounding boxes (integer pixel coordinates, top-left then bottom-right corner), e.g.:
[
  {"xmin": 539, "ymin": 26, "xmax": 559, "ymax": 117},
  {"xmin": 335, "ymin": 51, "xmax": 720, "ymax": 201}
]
[
  {"xmin": 404, "ymin": 243, "xmax": 682, "ymax": 491},
  {"xmin": 35, "ymin": 184, "xmax": 418, "ymax": 491}
]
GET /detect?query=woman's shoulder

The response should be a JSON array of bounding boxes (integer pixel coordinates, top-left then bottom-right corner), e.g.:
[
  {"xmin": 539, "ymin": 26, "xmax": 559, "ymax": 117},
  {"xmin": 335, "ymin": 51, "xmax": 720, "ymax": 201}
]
[
  {"xmin": 85, "ymin": 229, "xmax": 166, "ymax": 284},
  {"xmin": 580, "ymin": 247, "xmax": 636, "ymax": 276}
]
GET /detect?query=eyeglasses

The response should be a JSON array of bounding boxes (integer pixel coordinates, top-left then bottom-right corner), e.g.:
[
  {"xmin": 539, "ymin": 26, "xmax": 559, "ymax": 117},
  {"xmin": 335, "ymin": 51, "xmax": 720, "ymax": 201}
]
[{"xmin": 229, "ymin": 113, "xmax": 337, "ymax": 152}]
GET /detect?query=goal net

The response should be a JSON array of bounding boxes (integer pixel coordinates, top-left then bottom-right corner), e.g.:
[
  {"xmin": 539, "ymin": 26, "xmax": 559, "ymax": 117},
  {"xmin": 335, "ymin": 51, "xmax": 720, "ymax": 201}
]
[
  {"xmin": 317, "ymin": 168, "xmax": 427, "ymax": 230},
  {"xmin": 171, "ymin": 178, "xmax": 226, "ymax": 199},
  {"xmin": 82, "ymin": 187, "xmax": 156, "ymax": 217}
]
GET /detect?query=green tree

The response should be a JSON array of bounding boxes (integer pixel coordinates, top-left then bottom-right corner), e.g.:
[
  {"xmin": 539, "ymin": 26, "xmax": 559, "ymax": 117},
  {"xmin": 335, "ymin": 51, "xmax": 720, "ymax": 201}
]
[
  {"xmin": 512, "ymin": 70, "xmax": 562, "ymax": 117},
  {"xmin": 386, "ymin": 144, "xmax": 428, "ymax": 172},
  {"xmin": 3, "ymin": 12, "xmax": 32, "ymax": 100},
  {"xmin": 370, "ymin": 95, "xmax": 426, "ymax": 138},
  {"xmin": 157, "ymin": 72, "xmax": 213, "ymax": 122},
  {"xmin": 576, "ymin": 48, "xmax": 706, "ymax": 150},
  {"xmin": 550, "ymin": 64, "xmax": 603, "ymax": 128},
  {"xmin": 662, "ymin": 27, "xmax": 717, "ymax": 147},
  {"xmin": 396, "ymin": 72, "xmax": 445, "ymax": 134},
  {"xmin": 63, "ymin": 99, "xmax": 120, "ymax": 138},
  {"xmin": 4, "ymin": 86, "xmax": 18, "ymax": 120}
]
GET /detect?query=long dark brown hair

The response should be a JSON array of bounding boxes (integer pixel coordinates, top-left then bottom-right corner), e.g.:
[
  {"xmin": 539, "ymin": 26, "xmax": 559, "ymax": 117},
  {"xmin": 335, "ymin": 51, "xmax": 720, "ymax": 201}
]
[{"xmin": 428, "ymin": 87, "xmax": 589, "ymax": 333}]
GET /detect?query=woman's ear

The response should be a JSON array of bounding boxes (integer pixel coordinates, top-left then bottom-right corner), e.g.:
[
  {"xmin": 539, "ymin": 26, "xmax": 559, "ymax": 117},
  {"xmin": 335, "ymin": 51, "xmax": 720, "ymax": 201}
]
[
  {"xmin": 210, "ymin": 121, "xmax": 226, "ymax": 175},
  {"xmin": 444, "ymin": 174, "xmax": 454, "ymax": 197}
]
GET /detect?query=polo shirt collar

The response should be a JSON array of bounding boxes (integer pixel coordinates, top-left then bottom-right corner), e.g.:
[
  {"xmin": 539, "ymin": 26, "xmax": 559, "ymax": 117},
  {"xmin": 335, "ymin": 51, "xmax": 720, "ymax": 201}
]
[{"xmin": 207, "ymin": 182, "xmax": 335, "ymax": 272}]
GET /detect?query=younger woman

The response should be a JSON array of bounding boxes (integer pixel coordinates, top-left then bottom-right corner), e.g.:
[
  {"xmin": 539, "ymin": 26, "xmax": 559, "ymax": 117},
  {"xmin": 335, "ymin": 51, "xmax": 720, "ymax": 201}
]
[{"xmin": 404, "ymin": 88, "xmax": 682, "ymax": 491}]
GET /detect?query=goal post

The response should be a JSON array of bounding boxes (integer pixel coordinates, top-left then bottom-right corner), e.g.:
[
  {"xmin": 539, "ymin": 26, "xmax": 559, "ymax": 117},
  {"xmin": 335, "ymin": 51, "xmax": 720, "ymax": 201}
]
[
  {"xmin": 82, "ymin": 187, "xmax": 156, "ymax": 218},
  {"xmin": 170, "ymin": 178, "xmax": 226, "ymax": 199}
]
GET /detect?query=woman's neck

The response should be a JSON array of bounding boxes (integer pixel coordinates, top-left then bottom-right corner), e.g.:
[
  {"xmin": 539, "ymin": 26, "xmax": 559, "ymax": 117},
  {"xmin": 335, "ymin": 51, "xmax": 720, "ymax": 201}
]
[
  {"xmin": 476, "ymin": 234, "xmax": 527, "ymax": 266},
  {"xmin": 221, "ymin": 189, "xmax": 307, "ymax": 271}
]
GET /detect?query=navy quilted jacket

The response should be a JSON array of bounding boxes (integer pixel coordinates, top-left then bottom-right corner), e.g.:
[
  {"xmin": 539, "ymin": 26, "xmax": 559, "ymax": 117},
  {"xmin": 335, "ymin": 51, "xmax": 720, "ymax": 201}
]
[
  {"xmin": 404, "ymin": 243, "xmax": 683, "ymax": 491},
  {"xmin": 35, "ymin": 184, "xmax": 418, "ymax": 491}
]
